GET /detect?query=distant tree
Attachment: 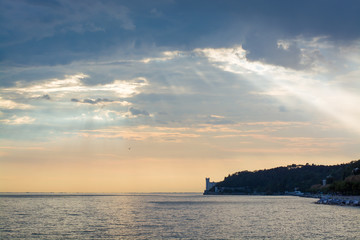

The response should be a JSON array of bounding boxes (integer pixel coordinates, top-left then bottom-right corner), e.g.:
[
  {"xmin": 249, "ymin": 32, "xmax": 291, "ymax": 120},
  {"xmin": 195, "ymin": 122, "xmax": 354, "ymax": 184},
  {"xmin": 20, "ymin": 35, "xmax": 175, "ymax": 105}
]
[
  {"xmin": 326, "ymin": 175, "xmax": 334, "ymax": 184},
  {"xmin": 210, "ymin": 159, "xmax": 360, "ymax": 195}
]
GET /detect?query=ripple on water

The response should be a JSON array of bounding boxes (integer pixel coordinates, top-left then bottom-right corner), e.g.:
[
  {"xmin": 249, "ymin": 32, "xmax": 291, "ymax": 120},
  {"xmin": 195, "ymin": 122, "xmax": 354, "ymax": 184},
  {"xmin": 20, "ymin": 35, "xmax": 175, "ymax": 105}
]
[{"xmin": 0, "ymin": 194, "xmax": 359, "ymax": 239}]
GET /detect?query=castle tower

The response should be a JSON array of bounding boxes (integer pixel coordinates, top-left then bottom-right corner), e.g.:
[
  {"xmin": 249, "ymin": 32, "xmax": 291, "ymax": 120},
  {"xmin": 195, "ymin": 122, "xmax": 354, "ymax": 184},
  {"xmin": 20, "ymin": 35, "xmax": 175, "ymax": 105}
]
[
  {"xmin": 206, "ymin": 177, "xmax": 210, "ymax": 190},
  {"xmin": 204, "ymin": 177, "xmax": 217, "ymax": 194}
]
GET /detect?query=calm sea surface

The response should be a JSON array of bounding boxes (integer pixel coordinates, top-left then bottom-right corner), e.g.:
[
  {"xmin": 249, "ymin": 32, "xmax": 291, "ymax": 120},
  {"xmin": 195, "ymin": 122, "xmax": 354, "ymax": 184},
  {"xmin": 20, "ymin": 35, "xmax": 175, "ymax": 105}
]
[{"xmin": 0, "ymin": 193, "xmax": 359, "ymax": 239}]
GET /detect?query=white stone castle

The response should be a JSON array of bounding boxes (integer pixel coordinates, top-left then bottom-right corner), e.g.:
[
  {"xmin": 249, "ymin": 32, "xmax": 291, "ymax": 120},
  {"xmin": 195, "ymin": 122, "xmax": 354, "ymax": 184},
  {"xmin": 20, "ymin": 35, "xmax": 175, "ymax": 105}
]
[{"xmin": 205, "ymin": 177, "xmax": 217, "ymax": 191}]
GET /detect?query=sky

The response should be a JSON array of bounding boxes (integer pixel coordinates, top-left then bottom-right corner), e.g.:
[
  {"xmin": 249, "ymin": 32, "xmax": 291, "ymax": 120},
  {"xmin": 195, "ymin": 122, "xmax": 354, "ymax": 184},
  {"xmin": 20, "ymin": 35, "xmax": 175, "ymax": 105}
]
[{"xmin": 1, "ymin": 0, "xmax": 360, "ymax": 192}]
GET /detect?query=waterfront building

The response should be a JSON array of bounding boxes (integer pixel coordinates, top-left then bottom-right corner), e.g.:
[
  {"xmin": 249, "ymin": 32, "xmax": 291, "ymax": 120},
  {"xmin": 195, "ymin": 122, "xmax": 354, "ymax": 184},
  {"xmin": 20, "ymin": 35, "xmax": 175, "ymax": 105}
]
[{"xmin": 205, "ymin": 178, "xmax": 217, "ymax": 191}]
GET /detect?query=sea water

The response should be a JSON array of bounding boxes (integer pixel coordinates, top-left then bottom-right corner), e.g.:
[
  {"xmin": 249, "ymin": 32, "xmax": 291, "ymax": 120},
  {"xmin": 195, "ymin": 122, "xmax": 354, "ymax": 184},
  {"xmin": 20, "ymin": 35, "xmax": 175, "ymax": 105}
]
[{"xmin": 0, "ymin": 193, "xmax": 359, "ymax": 239}]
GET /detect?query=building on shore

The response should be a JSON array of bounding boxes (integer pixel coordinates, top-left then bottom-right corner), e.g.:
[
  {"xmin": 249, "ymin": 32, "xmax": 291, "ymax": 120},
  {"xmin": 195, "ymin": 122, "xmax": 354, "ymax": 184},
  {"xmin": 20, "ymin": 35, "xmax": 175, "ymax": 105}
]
[{"xmin": 205, "ymin": 178, "xmax": 217, "ymax": 192}]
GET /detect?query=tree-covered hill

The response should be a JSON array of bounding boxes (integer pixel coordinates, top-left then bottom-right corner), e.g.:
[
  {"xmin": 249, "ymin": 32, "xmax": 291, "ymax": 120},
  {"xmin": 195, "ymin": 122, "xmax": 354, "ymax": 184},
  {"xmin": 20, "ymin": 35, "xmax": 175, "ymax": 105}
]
[{"xmin": 207, "ymin": 159, "xmax": 360, "ymax": 195}]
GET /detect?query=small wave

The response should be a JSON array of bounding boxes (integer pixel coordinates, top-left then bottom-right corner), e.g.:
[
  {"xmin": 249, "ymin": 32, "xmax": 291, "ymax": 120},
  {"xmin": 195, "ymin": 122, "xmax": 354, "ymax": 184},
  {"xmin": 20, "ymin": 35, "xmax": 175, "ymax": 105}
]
[
  {"xmin": 66, "ymin": 213, "xmax": 80, "ymax": 216},
  {"xmin": 150, "ymin": 200, "xmax": 232, "ymax": 205}
]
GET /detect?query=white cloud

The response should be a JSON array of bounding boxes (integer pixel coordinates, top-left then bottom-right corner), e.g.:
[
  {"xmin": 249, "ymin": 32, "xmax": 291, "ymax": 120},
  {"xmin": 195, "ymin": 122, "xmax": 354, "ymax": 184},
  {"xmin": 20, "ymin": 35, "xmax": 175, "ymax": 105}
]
[
  {"xmin": 69, "ymin": 109, "xmax": 126, "ymax": 122},
  {"xmin": 210, "ymin": 115, "xmax": 225, "ymax": 119},
  {"xmin": 0, "ymin": 97, "xmax": 33, "ymax": 110},
  {"xmin": 194, "ymin": 46, "xmax": 274, "ymax": 75},
  {"xmin": 195, "ymin": 43, "xmax": 360, "ymax": 135},
  {"xmin": 0, "ymin": 116, "xmax": 35, "ymax": 125},
  {"xmin": 277, "ymin": 40, "xmax": 291, "ymax": 50},
  {"xmin": 2, "ymin": 74, "xmax": 148, "ymax": 99},
  {"xmin": 140, "ymin": 51, "xmax": 184, "ymax": 63}
]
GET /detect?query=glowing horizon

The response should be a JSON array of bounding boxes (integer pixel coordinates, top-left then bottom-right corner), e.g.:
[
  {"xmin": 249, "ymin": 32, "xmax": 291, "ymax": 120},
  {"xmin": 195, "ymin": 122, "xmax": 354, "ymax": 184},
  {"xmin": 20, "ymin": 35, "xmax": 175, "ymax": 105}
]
[{"xmin": 1, "ymin": 0, "xmax": 360, "ymax": 192}]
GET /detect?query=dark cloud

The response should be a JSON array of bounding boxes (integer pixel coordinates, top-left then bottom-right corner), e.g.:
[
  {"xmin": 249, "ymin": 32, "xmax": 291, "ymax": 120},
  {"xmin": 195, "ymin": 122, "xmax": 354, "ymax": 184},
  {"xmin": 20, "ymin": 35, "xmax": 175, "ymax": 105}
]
[
  {"xmin": 279, "ymin": 106, "xmax": 288, "ymax": 113},
  {"xmin": 31, "ymin": 94, "xmax": 51, "ymax": 100},
  {"xmin": 83, "ymin": 99, "xmax": 98, "ymax": 104},
  {"xmin": 83, "ymin": 98, "xmax": 113, "ymax": 104},
  {"xmin": 243, "ymin": 33, "xmax": 304, "ymax": 69},
  {"xmin": 129, "ymin": 107, "xmax": 149, "ymax": 116},
  {"xmin": 41, "ymin": 94, "xmax": 51, "ymax": 100},
  {"xmin": 1, "ymin": 0, "xmax": 359, "ymax": 67},
  {"xmin": 0, "ymin": 0, "xmax": 135, "ymax": 66},
  {"xmin": 71, "ymin": 98, "xmax": 113, "ymax": 104}
]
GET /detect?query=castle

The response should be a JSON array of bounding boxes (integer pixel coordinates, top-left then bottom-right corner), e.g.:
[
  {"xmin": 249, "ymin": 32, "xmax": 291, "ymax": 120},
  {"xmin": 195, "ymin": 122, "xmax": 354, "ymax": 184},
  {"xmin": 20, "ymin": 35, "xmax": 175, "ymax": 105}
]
[{"xmin": 205, "ymin": 177, "xmax": 217, "ymax": 191}]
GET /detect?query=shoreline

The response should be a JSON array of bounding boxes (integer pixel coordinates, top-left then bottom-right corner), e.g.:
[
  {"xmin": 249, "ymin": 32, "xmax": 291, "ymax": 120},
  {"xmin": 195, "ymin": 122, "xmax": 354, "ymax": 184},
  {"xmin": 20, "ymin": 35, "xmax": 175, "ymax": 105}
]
[
  {"xmin": 204, "ymin": 191, "xmax": 360, "ymax": 207},
  {"xmin": 315, "ymin": 195, "xmax": 360, "ymax": 207}
]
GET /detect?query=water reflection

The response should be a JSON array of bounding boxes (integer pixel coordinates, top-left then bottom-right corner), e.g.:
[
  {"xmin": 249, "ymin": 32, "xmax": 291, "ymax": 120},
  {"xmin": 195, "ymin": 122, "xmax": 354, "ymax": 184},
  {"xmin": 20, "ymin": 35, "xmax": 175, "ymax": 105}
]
[{"xmin": 0, "ymin": 194, "xmax": 359, "ymax": 239}]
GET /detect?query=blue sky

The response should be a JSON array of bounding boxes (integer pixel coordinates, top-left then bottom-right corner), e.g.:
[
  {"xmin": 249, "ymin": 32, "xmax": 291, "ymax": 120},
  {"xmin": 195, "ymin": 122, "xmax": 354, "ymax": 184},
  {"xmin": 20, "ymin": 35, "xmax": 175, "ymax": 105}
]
[{"xmin": 1, "ymin": 0, "xmax": 360, "ymax": 192}]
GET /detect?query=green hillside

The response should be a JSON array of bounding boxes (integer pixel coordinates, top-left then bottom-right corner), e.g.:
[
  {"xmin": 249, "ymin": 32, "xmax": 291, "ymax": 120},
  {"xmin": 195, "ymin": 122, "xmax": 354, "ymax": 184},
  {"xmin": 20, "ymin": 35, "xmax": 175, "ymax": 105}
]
[{"xmin": 207, "ymin": 159, "xmax": 360, "ymax": 195}]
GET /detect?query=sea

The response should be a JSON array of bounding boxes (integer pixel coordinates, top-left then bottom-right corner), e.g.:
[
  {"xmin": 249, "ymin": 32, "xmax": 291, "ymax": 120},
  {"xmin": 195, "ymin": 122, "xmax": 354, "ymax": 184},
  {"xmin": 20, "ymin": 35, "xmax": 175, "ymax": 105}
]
[{"xmin": 0, "ymin": 193, "xmax": 359, "ymax": 239}]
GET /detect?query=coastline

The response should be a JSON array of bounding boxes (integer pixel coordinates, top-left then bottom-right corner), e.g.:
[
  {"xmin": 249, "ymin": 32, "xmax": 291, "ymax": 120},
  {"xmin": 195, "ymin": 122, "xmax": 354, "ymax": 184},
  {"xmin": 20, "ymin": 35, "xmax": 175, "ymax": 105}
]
[
  {"xmin": 315, "ymin": 195, "xmax": 360, "ymax": 207},
  {"xmin": 204, "ymin": 191, "xmax": 360, "ymax": 207}
]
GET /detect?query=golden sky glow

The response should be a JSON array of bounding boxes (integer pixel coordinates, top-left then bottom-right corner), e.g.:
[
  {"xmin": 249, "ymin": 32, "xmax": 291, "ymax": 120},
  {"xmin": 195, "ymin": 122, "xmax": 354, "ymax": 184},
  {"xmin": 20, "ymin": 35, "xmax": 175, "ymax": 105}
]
[{"xmin": 1, "ymin": 1, "xmax": 360, "ymax": 192}]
